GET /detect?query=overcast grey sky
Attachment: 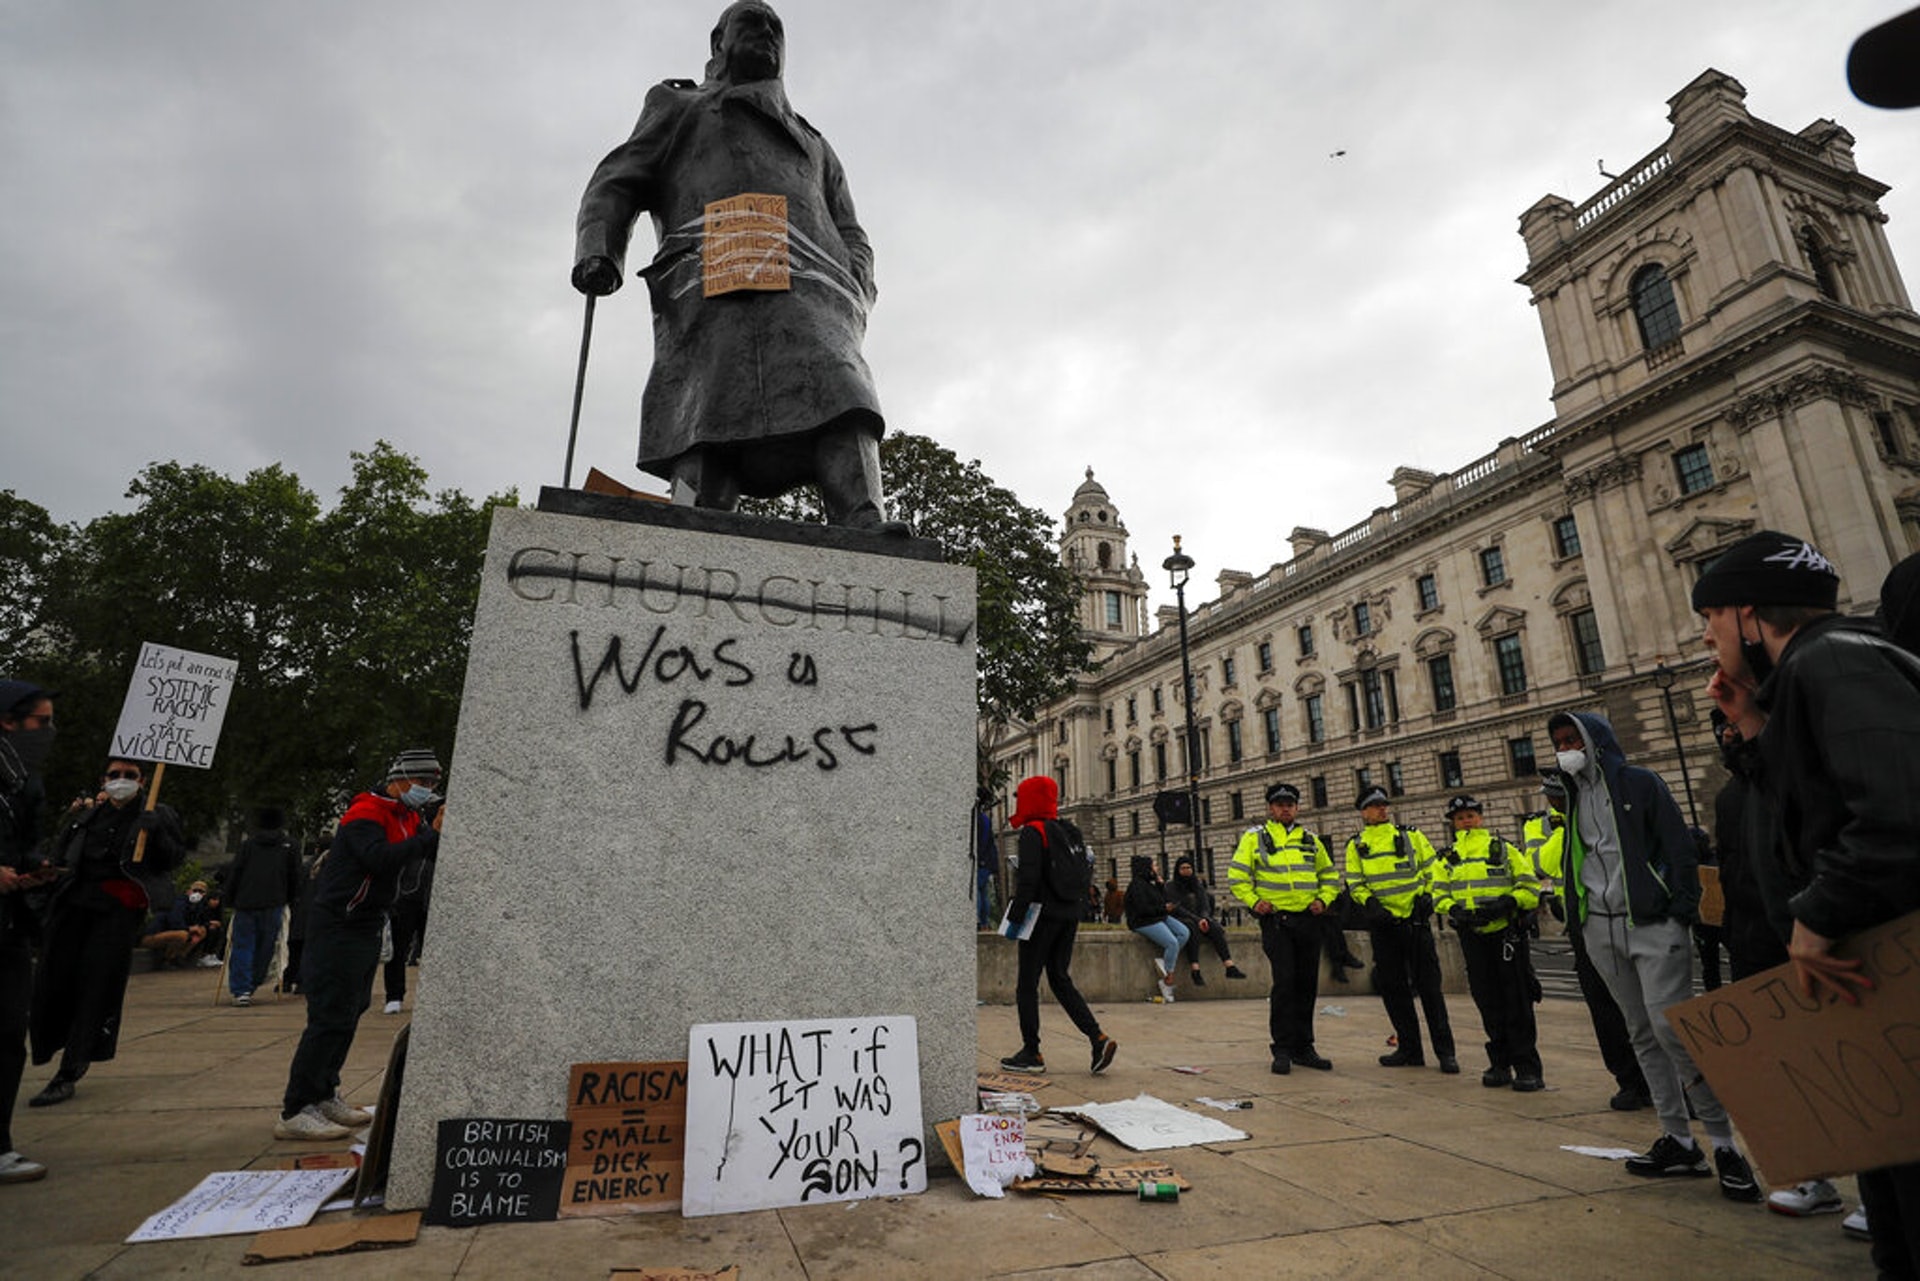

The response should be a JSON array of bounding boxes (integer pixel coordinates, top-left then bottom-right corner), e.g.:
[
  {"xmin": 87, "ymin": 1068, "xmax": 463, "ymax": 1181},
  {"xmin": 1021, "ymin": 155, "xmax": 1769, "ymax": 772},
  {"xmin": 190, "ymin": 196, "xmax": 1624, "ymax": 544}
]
[{"xmin": 3, "ymin": 2, "xmax": 1914, "ymax": 614}]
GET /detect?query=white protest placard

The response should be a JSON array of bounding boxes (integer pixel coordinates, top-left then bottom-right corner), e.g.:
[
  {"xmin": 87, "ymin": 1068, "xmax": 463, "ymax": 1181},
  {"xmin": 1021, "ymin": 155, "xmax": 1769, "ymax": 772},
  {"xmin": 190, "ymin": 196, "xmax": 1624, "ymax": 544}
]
[
  {"xmin": 958, "ymin": 1114, "xmax": 1033, "ymax": 1198},
  {"xmin": 1049, "ymin": 1094, "xmax": 1249, "ymax": 1151},
  {"xmin": 680, "ymin": 1016, "xmax": 926, "ymax": 1217},
  {"xmin": 112, "ymin": 642, "xmax": 238, "ymax": 769},
  {"xmin": 125, "ymin": 1169, "xmax": 354, "ymax": 1242}
]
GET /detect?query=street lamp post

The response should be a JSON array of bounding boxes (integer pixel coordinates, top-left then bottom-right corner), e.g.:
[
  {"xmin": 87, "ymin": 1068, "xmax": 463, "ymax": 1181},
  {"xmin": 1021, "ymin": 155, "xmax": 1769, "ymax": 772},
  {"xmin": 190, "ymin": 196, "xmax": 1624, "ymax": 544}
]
[
  {"xmin": 1651, "ymin": 663, "xmax": 1699, "ymax": 827},
  {"xmin": 1162, "ymin": 536, "xmax": 1206, "ymax": 880}
]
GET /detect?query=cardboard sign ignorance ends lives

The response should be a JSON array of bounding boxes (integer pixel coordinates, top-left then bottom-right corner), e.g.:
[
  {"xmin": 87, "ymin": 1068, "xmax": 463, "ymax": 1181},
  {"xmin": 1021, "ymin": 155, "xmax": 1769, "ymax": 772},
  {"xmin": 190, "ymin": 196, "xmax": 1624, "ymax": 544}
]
[{"xmin": 681, "ymin": 1016, "xmax": 926, "ymax": 1217}]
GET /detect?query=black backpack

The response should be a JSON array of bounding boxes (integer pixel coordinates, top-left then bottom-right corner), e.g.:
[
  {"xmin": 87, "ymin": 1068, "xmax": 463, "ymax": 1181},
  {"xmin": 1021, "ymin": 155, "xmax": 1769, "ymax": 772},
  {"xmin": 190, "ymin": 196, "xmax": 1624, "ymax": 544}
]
[{"xmin": 1044, "ymin": 820, "xmax": 1093, "ymax": 906}]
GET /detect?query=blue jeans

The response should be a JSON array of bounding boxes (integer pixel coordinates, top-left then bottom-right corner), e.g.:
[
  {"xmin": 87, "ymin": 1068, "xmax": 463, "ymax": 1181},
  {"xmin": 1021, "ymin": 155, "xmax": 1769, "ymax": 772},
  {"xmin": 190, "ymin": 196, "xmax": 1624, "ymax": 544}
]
[
  {"xmin": 229, "ymin": 908, "xmax": 283, "ymax": 997},
  {"xmin": 1133, "ymin": 918, "xmax": 1190, "ymax": 975}
]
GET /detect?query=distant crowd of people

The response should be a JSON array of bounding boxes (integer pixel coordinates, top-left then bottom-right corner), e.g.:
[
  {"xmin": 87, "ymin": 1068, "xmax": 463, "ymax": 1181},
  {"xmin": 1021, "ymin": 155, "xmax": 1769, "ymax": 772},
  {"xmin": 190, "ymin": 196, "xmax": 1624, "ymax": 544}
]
[
  {"xmin": 989, "ymin": 533, "xmax": 1920, "ymax": 1274},
  {"xmin": 0, "ymin": 700, "xmax": 443, "ymax": 1182}
]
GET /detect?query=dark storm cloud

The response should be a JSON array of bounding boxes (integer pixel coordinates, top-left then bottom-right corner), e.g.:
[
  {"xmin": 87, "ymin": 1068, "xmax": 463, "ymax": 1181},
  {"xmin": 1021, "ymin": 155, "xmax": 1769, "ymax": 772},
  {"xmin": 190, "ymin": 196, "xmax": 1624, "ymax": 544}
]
[{"xmin": 1, "ymin": 1, "xmax": 1913, "ymax": 610}]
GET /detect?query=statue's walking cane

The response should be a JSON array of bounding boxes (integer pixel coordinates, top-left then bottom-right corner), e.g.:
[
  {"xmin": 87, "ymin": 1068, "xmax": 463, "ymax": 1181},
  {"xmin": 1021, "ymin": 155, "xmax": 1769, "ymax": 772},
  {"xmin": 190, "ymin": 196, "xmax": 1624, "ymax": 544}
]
[{"xmin": 562, "ymin": 293, "xmax": 596, "ymax": 489}]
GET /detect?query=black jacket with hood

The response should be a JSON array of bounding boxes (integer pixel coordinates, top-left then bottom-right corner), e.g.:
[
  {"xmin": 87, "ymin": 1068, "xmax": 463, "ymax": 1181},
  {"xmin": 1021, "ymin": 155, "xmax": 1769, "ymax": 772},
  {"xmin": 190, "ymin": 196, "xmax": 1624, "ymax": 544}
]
[
  {"xmin": 1124, "ymin": 855, "xmax": 1171, "ymax": 929},
  {"xmin": 1748, "ymin": 612, "xmax": 1920, "ymax": 941},
  {"xmin": 1548, "ymin": 710, "xmax": 1698, "ymax": 927}
]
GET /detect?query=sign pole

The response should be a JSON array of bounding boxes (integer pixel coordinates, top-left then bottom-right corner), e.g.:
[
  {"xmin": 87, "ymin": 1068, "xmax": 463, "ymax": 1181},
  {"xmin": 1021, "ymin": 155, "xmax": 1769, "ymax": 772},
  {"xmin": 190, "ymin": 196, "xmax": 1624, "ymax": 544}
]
[{"xmin": 130, "ymin": 761, "xmax": 166, "ymax": 864}]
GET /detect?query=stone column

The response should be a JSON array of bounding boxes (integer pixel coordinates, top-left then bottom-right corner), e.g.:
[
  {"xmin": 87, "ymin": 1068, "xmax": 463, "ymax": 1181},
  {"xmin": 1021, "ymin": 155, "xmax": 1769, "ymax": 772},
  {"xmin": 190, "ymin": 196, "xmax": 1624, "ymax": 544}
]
[{"xmin": 388, "ymin": 496, "xmax": 978, "ymax": 1208}]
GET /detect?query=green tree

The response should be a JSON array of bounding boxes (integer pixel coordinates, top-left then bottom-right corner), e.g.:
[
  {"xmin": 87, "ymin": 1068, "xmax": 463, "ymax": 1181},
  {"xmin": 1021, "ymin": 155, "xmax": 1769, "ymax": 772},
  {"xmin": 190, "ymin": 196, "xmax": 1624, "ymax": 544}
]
[
  {"xmin": 24, "ymin": 445, "xmax": 513, "ymax": 845},
  {"xmin": 740, "ymin": 433, "xmax": 1090, "ymax": 781},
  {"xmin": 299, "ymin": 444, "xmax": 514, "ymax": 818},
  {"xmin": 0, "ymin": 489, "xmax": 68, "ymax": 673}
]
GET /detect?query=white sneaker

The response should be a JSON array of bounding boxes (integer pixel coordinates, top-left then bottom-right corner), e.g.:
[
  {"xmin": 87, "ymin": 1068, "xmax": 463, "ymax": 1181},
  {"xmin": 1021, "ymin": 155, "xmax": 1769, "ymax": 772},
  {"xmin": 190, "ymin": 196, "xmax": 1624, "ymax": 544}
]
[
  {"xmin": 383, "ymin": 1000, "xmax": 402, "ymax": 1014},
  {"xmin": 1767, "ymin": 1179, "xmax": 1842, "ymax": 1217},
  {"xmin": 274, "ymin": 1105, "xmax": 351, "ymax": 1141},
  {"xmin": 233, "ymin": 991, "xmax": 252, "ymax": 1007},
  {"xmin": 1843, "ymin": 1205, "xmax": 1871, "ymax": 1241},
  {"xmin": 0, "ymin": 1150, "xmax": 48, "ymax": 1183},
  {"xmin": 1153, "ymin": 958, "xmax": 1172, "ymax": 981},
  {"xmin": 1157, "ymin": 980, "xmax": 1176, "ymax": 1002},
  {"xmin": 196, "ymin": 955, "xmax": 224, "ymax": 968},
  {"xmin": 316, "ymin": 1094, "xmax": 373, "ymax": 1127}
]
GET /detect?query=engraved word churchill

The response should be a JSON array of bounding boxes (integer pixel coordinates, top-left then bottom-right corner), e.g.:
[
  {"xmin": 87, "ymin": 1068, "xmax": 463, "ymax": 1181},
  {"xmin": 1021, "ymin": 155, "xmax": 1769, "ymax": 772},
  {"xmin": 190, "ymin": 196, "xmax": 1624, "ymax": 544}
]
[{"xmin": 508, "ymin": 548, "xmax": 970, "ymax": 646}]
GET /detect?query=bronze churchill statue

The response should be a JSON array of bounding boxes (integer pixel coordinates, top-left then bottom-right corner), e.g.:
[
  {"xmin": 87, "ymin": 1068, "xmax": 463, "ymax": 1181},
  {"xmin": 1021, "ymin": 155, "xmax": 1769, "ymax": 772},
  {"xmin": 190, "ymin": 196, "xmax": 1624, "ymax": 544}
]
[{"xmin": 572, "ymin": 1, "xmax": 906, "ymax": 534}]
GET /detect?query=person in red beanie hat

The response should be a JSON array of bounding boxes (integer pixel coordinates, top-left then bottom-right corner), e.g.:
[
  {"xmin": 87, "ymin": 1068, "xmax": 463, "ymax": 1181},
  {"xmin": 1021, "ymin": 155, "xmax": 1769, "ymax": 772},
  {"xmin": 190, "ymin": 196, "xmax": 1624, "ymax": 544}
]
[{"xmin": 997, "ymin": 776, "xmax": 1117, "ymax": 1076}]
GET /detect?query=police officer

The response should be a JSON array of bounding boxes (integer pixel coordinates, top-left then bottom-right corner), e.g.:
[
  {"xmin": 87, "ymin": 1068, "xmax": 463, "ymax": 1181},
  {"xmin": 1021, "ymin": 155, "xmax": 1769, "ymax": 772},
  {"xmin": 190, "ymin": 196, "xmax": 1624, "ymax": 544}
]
[
  {"xmin": 1229, "ymin": 783, "xmax": 1339, "ymax": 1075},
  {"xmin": 1434, "ymin": 794, "xmax": 1544, "ymax": 1092},
  {"xmin": 1343, "ymin": 785, "xmax": 1457, "ymax": 1073}
]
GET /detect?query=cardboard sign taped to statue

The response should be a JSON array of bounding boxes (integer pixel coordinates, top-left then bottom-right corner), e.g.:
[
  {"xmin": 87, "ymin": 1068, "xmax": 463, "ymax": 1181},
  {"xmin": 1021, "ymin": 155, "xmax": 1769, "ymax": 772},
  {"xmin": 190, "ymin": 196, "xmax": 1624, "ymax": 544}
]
[{"xmin": 1664, "ymin": 909, "xmax": 1920, "ymax": 1185}]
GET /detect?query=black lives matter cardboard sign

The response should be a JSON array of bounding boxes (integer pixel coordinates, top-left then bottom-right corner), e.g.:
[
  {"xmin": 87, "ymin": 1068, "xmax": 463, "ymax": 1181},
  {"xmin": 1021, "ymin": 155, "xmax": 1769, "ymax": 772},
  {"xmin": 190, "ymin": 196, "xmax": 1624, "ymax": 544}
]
[{"xmin": 1665, "ymin": 909, "xmax": 1920, "ymax": 1184}]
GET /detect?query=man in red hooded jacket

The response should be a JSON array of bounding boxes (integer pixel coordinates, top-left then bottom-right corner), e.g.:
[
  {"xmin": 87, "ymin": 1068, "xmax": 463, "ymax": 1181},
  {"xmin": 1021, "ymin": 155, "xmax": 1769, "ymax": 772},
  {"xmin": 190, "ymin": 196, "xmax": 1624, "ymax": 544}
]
[
  {"xmin": 997, "ymin": 776, "xmax": 1117, "ymax": 1076},
  {"xmin": 274, "ymin": 749, "xmax": 443, "ymax": 1140}
]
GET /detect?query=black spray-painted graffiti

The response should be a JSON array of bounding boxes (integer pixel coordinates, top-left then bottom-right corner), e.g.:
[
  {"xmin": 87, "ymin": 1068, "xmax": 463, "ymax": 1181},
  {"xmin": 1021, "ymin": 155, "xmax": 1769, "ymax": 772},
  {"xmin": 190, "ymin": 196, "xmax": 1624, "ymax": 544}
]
[{"xmin": 571, "ymin": 628, "xmax": 877, "ymax": 772}]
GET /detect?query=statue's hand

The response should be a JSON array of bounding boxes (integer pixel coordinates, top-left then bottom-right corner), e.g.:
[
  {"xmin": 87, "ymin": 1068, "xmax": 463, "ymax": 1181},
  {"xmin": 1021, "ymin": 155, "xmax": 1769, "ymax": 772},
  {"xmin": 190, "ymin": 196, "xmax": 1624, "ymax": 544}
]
[{"xmin": 572, "ymin": 256, "xmax": 622, "ymax": 297}]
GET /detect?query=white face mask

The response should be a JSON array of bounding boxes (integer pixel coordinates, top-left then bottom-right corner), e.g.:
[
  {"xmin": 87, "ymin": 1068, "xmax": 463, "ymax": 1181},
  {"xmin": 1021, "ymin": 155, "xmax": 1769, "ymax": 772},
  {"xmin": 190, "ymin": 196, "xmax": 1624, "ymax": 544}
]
[
  {"xmin": 1555, "ymin": 749, "xmax": 1589, "ymax": 777},
  {"xmin": 188, "ymin": 892, "xmax": 205, "ymax": 903},
  {"xmin": 102, "ymin": 778, "xmax": 140, "ymax": 804}
]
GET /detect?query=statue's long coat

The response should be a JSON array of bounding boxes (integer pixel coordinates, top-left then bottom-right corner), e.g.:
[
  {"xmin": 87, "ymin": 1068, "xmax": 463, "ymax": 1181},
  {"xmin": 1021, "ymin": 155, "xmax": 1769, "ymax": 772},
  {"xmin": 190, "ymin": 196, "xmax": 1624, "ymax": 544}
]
[{"xmin": 574, "ymin": 78, "xmax": 883, "ymax": 486}]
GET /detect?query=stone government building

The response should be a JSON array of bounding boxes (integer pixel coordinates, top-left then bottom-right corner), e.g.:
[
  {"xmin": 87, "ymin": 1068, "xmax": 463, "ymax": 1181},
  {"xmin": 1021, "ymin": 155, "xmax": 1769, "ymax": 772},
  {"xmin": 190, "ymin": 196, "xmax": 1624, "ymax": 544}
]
[{"xmin": 986, "ymin": 71, "xmax": 1920, "ymax": 888}]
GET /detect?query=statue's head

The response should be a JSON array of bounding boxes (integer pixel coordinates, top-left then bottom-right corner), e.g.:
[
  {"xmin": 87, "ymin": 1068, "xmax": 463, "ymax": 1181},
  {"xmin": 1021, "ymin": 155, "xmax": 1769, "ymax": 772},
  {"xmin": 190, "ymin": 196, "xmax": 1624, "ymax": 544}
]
[{"xmin": 706, "ymin": 1, "xmax": 784, "ymax": 85}]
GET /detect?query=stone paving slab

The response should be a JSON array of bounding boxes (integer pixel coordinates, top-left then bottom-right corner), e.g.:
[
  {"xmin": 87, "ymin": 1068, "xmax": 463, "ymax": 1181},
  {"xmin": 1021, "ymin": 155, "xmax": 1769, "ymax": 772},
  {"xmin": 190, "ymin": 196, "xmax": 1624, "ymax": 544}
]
[{"xmin": 3, "ymin": 964, "xmax": 1878, "ymax": 1279}]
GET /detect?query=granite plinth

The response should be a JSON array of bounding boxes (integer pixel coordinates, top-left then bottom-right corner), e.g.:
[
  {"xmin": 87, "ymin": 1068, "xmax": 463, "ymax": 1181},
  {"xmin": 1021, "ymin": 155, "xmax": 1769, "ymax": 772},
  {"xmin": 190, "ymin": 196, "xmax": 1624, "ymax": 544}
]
[{"xmin": 388, "ymin": 503, "xmax": 977, "ymax": 1208}]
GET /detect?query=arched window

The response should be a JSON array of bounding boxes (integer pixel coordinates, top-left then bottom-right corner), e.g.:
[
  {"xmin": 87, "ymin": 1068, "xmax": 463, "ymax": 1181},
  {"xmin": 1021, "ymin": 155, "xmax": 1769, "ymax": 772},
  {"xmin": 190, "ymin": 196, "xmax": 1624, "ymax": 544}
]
[
  {"xmin": 1799, "ymin": 226, "xmax": 1840, "ymax": 300},
  {"xmin": 1631, "ymin": 264, "xmax": 1683, "ymax": 353},
  {"xmin": 1097, "ymin": 541, "xmax": 1112, "ymax": 569}
]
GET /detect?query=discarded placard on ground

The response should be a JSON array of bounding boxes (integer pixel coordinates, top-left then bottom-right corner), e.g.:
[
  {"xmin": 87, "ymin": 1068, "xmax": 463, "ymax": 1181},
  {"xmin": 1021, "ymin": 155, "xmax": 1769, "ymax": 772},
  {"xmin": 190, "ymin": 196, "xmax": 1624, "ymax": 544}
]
[
  {"xmin": 1023, "ymin": 1115, "xmax": 1098, "ymax": 1160},
  {"xmin": 1664, "ymin": 909, "xmax": 1920, "ymax": 1184},
  {"xmin": 241, "ymin": 1210, "xmax": 421, "ymax": 1264},
  {"xmin": 1193, "ymin": 1096, "xmax": 1254, "ymax": 1113},
  {"xmin": 1050, "ymin": 1094, "xmax": 1248, "ymax": 1151},
  {"xmin": 561, "ymin": 1061, "xmax": 688, "ymax": 1217},
  {"xmin": 424, "ymin": 1118, "xmax": 570, "ymax": 1227},
  {"xmin": 1037, "ymin": 1153, "xmax": 1098, "ymax": 1177},
  {"xmin": 287, "ymin": 1152, "xmax": 360, "ymax": 1171},
  {"xmin": 1560, "ymin": 1146, "xmax": 1639, "ymax": 1161},
  {"xmin": 127, "ymin": 1169, "xmax": 354, "ymax": 1242},
  {"xmin": 1011, "ymin": 1164, "xmax": 1190, "ymax": 1195},
  {"xmin": 1169, "ymin": 1065, "xmax": 1210, "ymax": 1075},
  {"xmin": 959, "ymin": 1114, "xmax": 1035, "ymax": 1198},
  {"xmin": 977, "ymin": 1071, "xmax": 1053, "ymax": 1094},
  {"xmin": 681, "ymin": 1016, "xmax": 926, "ymax": 1217},
  {"xmin": 978, "ymin": 1089, "xmax": 1042, "ymax": 1115},
  {"xmin": 609, "ymin": 1268, "xmax": 741, "ymax": 1281}
]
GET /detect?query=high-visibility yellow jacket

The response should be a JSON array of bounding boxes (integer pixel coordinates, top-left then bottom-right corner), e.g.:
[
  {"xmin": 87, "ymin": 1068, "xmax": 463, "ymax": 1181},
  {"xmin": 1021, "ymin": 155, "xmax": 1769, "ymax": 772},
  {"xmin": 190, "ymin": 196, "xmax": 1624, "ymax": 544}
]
[
  {"xmin": 1230, "ymin": 821, "xmax": 1338, "ymax": 913},
  {"xmin": 1343, "ymin": 822, "xmax": 1438, "ymax": 919},
  {"xmin": 1524, "ymin": 811, "xmax": 1566, "ymax": 885},
  {"xmin": 1434, "ymin": 828, "xmax": 1540, "ymax": 934}
]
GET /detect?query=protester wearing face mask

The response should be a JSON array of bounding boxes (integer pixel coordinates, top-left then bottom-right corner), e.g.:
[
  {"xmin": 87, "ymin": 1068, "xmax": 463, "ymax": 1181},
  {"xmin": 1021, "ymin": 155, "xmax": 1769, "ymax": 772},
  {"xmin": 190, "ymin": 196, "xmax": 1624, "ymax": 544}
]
[
  {"xmin": 27, "ymin": 757, "xmax": 184, "ymax": 1109},
  {"xmin": 1544, "ymin": 710, "xmax": 1760, "ymax": 1203},
  {"xmin": 1694, "ymin": 531, "xmax": 1920, "ymax": 1262},
  {"xmin": 0, "ymin": 680, "xmax": 59, "ymax": 1182},
  {"xmin": 182, "ymin": 879, "xmax": 225, "ymax": 968},
  {"xmin": 276, "ymin": 749, "xmax": 444, "ymax": 1140}
]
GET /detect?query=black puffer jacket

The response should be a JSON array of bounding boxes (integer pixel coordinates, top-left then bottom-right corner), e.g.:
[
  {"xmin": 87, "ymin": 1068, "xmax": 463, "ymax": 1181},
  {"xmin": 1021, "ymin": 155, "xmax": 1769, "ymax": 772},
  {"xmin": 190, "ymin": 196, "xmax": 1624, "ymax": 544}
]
[{"xmin": 1750, "ymin": 613, "xmax": 1920, "ymax": 940}]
